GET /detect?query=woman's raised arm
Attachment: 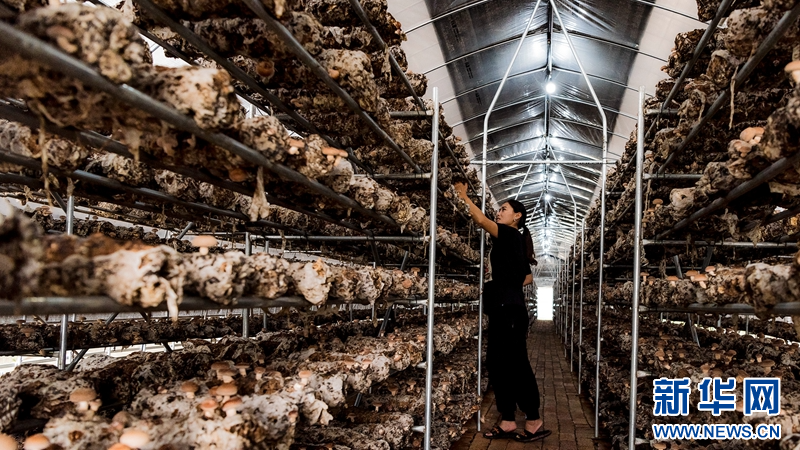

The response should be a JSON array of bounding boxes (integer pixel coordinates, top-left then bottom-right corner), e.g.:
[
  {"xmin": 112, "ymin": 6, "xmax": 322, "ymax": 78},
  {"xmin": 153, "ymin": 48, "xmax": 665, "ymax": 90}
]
[{"xmin": 454, "ymin": 182, "xmax": 498, "ymax": 238}]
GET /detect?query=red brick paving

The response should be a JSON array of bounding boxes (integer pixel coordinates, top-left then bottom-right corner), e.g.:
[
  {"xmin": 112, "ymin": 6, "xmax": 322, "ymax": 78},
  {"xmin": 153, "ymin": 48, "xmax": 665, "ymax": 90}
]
[{"xmin": 452, "ymin": 321, "xmax": 602, "ymax": 450}]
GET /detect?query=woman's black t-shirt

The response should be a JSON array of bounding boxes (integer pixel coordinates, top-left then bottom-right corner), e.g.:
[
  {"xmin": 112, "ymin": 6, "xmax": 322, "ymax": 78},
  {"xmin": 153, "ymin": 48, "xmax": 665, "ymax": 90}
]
[{"xmin": 483, "ymin": 223, "xmax": 531, "ymax": 310}]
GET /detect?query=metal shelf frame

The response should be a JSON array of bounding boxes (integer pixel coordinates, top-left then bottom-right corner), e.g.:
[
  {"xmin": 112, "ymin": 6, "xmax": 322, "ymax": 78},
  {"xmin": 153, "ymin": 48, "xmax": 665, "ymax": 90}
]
[{"xmin": 0, "ymin": 0, "xmax": 493, "ymax": 442}]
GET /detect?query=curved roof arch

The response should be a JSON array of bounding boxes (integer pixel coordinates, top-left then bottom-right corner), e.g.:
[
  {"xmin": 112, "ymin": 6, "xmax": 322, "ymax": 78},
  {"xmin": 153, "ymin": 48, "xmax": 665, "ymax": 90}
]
[{"xmin": 389, "ymin": 0, "xmax": 704, "ymax": 264}]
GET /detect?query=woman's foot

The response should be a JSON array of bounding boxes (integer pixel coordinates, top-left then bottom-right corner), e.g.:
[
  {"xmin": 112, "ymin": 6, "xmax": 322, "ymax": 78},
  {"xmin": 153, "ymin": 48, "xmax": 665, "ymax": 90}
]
[
  {"xmin": 514, "ymin": 419, "xmax": 551, "ymax": 443},
  {"xmin": 482, "ymin": 420, "xmax": 517, "ymax": 439},
  {"xmin": 525, "ymin": 418, "xmax": 543, "ymax": 434}
]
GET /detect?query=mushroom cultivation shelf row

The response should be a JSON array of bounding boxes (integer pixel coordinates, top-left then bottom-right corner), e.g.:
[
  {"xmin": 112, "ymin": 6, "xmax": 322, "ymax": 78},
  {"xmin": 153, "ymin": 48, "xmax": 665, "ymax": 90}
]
[
  {"xmin": 0, "ymin": 308, "xmax": 486, "ymax": 449},
  {"xmin": 555, "ymin": 0, "xmax": 800, "ymax": 448},
  {"xmin": 0, "ymin": 0, "xmax": 503, "ymax": 448}
]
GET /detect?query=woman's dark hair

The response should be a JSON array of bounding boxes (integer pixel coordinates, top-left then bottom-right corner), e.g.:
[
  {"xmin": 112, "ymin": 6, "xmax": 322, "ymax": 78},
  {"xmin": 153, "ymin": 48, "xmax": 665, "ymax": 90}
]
[{"xmin": 506, "ymin": 199, "xmax": 536, "ymax": 264}]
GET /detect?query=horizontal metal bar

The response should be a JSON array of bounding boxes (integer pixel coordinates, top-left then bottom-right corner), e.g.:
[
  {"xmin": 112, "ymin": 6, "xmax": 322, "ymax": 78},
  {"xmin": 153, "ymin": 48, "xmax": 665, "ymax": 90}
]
[
  {"xmin": 370, "ymin": 173, "xmax": 432, "ymax": 180},
  {"xmin": 644, "ymin": 239, "xmax": 798, "ymax": 248},
  {"xmin": 656, "ymin": 151, "xmax": 800, "ymax": 239},
  {"xmin": 389, "ymin": 110, "xmax": 433, "ymax": 119},
  {"xmin": 645, "ymin": 108, "xmax": 680, "ymax": 116},
  {"xmin": 262, "ymin": 235, "xmax": 427, "ymax": 242},
  {"xmin": 0, "ymin": 295, "xmax": 467, "ymax": 315},
  {"xmin": 641, "ymin": 302, "xmax": 800, "ymax": 315},
  {"xmin": 0, "ymin": 105, "xmax": 369, "ymax": 234},
  {"xmin": 643, "ymin": 173, "xmax": 702, "ymax": 181},
  {"xmin": 471, "ymin": 159, "xmax": 610, "ymax": 164},
  {"xmin": 0, "ymin": 151, "xmax": 302, "ymax": 234},
  {"xmin": 0, "ymin": 296, "xmax": 317, "ymax": 315},
  {"xmin": 0, "ymin": 23, "xmax": 405, "ymax": 230}
]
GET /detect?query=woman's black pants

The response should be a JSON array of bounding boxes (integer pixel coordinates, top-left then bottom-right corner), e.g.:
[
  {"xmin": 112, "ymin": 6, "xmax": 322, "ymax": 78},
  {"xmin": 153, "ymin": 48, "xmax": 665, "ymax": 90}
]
[{"xmin": 486, "ymin": 303, "xmax": 541, "ymax": 421}]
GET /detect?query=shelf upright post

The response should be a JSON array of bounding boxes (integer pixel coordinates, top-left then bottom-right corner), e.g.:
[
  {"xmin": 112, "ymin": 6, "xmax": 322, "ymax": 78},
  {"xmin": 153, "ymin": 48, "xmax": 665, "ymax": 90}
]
[
  {"xmin": 571, "ymin": 237, "xmax": 576, "ymax": 371},
  {"xmin": 58, "ymin": 195, "xmax": 75, "ymax": 370},
  {"xmin": 628, "ymin": 87, "xmax": 646, "ymax": 450},
  {"xmin": 578, "ymin": 219, "xmax": 585, "ymax": 394},
  {"xmin": 551, "ymin": 3, "xmax": 609, "ymax": 436},
  {"xmin": 423, "ymin": 87, "xmax": 440, "ymax": 450},
  {"xmin": 563, "ymin": 259, "xmax": 567, "ymax": 347},
  {"xmin": 243, "ymin": 232, "xmax": 252, "ymax": 338},
  {"xmin": 476, "ymin": 0, "xmax": 543, "ymax": 431}
]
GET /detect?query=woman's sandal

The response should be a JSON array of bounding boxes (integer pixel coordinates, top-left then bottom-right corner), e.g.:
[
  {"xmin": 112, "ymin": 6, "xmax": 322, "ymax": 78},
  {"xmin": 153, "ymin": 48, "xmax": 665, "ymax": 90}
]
[
  {"xmin": 514, "ymin": 429, "xmax": 552, "ymax": 442},
  {"xmin": 482, "ymin": 425, "xmax": 517, "ymax": 439}
]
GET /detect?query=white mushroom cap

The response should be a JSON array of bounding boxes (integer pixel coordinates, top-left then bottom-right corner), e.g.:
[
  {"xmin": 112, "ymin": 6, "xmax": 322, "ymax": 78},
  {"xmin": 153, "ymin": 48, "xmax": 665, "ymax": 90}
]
[
  {"xmin": 119, "ymin": 430, "xmax": 149, "ymax": 449},
  {"xmin": 200, "ymin": 398, "xmax": 218, "ymax": 418},
  {"xmin": 234, "ymin": 363, "xmax": 249, "ymax": 376},
  {"xmin": 254, "ymin": 367, "xmax": 267, "ymax": 380},
  {"xmin": 69, "ymin": 387, "xmax": 97, "ymax": 403},
  {"xmin": 222, "ymin": 397, "xmax": 243, "ymax": 417},
  {"xmin": 211, "ymin": 361, "xmax": 231, "ymax": 371},
  {"xmin": 23, "ymin": 434, "xmax": 50, "ymax": 450},
  {"xmin": 180, "ymin": 381, "xmax": 199, "ymax": 398},
  {"xmin": 216, "ymin": 383, "xmax": 238, "ymax": 397},
  {"xmin": 0, "ymin": 434, "xmax": 16, "ymax": 450},
  {"xmin": 785, "ymin": 60, "xmax": 800, "ymax": 72},
  {"xmin": 218, "ymin": 369, "xmax": 237, "ymax": 383},
  {"xmin": 108, "ymin": 444, "xmax": 132, "ymax": 450},
  {"xmin": 740, "ymin": 127, "xmax": 765, "ymax": 142},
  {"xmin": 192, "ymin": 235, "xmax": 217, "ymax": 255},
  {"xmin": 111, "ymin": 411, "xmax": 131, "ymax": 428}
]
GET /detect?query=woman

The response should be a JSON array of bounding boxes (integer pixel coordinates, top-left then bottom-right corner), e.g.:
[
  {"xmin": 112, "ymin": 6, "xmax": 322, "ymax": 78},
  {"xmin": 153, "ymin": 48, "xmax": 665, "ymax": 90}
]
[{"xmin": 454, "ymin": 182, "xmax": 550, "ymax": 443}]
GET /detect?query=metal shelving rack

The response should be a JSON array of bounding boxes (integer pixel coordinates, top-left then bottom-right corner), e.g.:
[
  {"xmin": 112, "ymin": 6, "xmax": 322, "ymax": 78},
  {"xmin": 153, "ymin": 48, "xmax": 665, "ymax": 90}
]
[
  {"xmin": 0, "ymin": 0, "xmax": 479, "ymax": 446},
  {"xmin": 553, "ymin": 1, "xmax": 800, "ymax": 446}
]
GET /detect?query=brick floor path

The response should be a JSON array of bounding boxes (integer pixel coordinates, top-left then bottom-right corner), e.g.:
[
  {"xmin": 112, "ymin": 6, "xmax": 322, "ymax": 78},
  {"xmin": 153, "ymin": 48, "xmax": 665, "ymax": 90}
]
[{"xmin": 452, "ymin": 320, "xmax": 600, "ymax": 450}]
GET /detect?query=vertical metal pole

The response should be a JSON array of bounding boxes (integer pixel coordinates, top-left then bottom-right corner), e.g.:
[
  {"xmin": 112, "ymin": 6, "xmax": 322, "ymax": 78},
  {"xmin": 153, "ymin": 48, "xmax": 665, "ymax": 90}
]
[
  {"xmin": 423, "ymin": 87, "xmax": 440, "ymax": 450},
  {"xmin": 564, "ymin": 258, "xmax": 568, "ymax": 346},
  {"xmin": 578, "ymin": 219, "xmax": 585, "ymax": 394},
  {"xmin": 242, "ymin": 232, "xmax": 252, "ymax": 338},
  {"xmin": 66, "ymin": 313, "xmax": 118, "ymax": 372},
  {"xmin": 550, "ymin": 3, "xmax": 609, "ymax": 437},
  {"xmin": 554, "ymin": 261, "xmax": 559, "ymax": 331},
  {"xmin": 570, "ymin": 238, "xmax": 576, "ymax": 371},
  {"xmin": 628, "ymin": 87, "xmax": 646, "ymax": 450},
  {"xmin": 58, "ymin": 195, "xmax": 75, "ymax": 370},
  {"xmin": 478, "ymin": 0, "xmax": 542, "ymax": 431}
]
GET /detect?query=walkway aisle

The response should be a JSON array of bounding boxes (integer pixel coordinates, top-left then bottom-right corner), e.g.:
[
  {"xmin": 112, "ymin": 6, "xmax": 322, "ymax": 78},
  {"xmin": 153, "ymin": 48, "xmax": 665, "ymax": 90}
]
[{"xmin": 452, "ymin": 321, "xmax": 597, "ymax": 450}]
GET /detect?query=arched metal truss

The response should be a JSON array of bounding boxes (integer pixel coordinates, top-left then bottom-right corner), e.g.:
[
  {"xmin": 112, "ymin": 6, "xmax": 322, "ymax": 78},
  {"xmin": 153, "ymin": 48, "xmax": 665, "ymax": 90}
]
[
  {"xmin": 415, "ymin": 0, "xmax": 678, "ymax": 259},
  {"xmin": 406, "ymin": 0, "xmax": 699, "ymax": 34}
]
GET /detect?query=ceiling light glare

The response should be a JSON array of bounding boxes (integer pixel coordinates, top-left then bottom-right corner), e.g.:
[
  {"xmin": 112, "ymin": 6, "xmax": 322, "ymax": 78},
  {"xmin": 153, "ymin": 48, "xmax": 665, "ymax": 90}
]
[
  {"xmin": 545, "ymin": 81, "xmax": 556, "ymax": 94},
  {"xmin": 544, "ymin": 193, "xmax": 552, "ymax": 201}
]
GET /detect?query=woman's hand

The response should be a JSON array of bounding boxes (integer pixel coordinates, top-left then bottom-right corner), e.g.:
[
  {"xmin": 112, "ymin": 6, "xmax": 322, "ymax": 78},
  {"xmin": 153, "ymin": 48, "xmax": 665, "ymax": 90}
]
[
  {"xmin": 454, "ymin": 181, "xmax": 498, "ymax": 237},
  {"xmin": 454, "ymin": 182, "xmax": 468, "ymax": 199}
]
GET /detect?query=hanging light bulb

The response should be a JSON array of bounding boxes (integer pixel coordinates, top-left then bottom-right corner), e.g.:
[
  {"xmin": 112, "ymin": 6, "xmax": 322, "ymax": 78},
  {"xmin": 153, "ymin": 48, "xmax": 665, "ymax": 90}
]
[
  {"xmin": 544, "ymin": 192, "xmax": 552, "ymax": 201},
  {"xmin": 545, "ymin": 81, "xmax": 556, "ymax": 94}
]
